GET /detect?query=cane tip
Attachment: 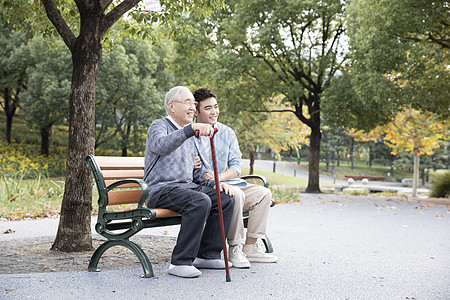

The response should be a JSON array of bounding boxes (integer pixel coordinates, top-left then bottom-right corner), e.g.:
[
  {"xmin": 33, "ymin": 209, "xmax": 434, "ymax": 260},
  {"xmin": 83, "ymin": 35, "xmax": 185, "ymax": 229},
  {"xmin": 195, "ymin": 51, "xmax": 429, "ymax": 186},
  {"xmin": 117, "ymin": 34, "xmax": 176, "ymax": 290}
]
[{"xmin": 226, "ymin": 274, "xmax": 231, "ymax": 282}]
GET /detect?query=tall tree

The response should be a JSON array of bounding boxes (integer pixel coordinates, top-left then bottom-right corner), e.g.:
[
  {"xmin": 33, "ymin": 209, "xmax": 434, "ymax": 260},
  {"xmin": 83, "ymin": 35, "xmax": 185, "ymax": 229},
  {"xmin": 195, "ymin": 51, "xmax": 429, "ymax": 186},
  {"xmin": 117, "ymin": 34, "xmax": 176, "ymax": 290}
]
[
  {"xmin": 2, "ymin": 0, "xmax": 224, "ymax": 252},
  {"xmin": 22, "ymin": 37, "xmax": 71, "ymax": 155},
  {"xmin": 350, "ymin": 107, "xmax": 449, "ymax": 197},
  {"xmin": 95, "ymin": 37, "xmax": 167, "ymax": 156},
  {"xmin": 0, "ymin": 21, "xmax": 31, "ymax": 143},
  {"xmin": 205, "ymin": 0, "xmax": 349, "ymax": 192}
]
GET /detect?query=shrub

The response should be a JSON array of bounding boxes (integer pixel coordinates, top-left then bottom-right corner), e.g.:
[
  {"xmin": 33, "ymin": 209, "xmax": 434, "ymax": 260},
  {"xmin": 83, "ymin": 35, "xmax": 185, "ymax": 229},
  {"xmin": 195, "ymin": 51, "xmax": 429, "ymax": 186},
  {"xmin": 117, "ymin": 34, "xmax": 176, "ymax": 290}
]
[{"xmin": 429, "ymin": 172, "xmax": 450, "ymax": 198}]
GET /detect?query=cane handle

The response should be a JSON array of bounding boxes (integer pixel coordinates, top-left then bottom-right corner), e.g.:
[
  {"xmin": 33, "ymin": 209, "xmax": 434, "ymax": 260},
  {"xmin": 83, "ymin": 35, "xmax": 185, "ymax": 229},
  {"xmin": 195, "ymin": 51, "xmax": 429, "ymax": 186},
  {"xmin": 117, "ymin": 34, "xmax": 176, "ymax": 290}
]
[{"xmin": 194, "ymin": 127, "xmax": 218, "ymax": 138}]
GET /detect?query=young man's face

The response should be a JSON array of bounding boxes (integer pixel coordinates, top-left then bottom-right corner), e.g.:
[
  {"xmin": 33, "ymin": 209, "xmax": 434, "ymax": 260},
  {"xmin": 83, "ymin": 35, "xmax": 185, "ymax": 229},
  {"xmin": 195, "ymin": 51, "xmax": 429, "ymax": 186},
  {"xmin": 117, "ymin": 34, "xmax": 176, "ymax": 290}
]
[
  {"xmin": 169, "ymin": 89, "xmax": 197, "ymax": 127},
  {"xmin": 195, "ymin": 97, "xmax": 219, "ymax": 126}
]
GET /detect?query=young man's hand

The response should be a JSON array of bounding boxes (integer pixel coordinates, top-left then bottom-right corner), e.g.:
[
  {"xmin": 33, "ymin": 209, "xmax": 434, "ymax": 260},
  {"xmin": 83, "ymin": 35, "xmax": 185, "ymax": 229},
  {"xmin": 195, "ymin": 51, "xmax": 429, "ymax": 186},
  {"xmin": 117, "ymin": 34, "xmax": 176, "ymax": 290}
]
[
  {"xmin": 203, "ymin": 170, "xmax": 215, "ymax": 181},
  {"xmin": 215, "ymin": 182, "xmax": 235, "ymax": 196},
  {"xmin": 194, "ymin": 155, "xmax": 202, "ymax": 169}
]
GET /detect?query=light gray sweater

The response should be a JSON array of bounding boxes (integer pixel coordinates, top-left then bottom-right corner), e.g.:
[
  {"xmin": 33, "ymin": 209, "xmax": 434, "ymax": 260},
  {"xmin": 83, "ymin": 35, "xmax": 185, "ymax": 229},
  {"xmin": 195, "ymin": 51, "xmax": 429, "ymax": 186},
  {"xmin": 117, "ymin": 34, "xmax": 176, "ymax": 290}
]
[{"xmin": 144, "ymin": 118, "xmax": 213, "ymax": 207}]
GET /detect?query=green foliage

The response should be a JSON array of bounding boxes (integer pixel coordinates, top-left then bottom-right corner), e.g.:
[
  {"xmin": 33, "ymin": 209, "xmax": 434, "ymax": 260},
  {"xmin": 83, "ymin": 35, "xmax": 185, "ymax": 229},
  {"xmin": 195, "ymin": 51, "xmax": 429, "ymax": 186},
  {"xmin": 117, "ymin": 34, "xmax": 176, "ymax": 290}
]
[
  {"xmin": 21, "ymin": 36, "xmax": 72, "ymax": 153},
  {"xmin": 322, "ymin": 71, "xmax": 395, "ymax": 130},
  {"xmin": 346, "ymin": 0, "xmax": 449, "ymax": 122},
  {"xmin": 0, "ymin": 21, "xmax": 32, "ymax": 142},
  {"xmin": 343, "ymin": 189, "xmax": 370, "ymax": 196},
  {"xmin": 429, "ymin": 172, "xmax": 450, "ymax": 198},
  {"xmin": 95, "ymin": 37, "xmax": 170, "ymax": 155}
]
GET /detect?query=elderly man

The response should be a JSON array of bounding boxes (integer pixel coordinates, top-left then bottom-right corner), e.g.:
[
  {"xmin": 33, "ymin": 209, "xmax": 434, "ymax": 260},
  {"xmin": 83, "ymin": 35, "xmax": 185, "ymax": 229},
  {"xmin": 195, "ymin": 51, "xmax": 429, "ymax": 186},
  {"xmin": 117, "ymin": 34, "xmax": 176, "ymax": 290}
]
[
  {"xmin": 193, "ymin": 88, "xmax": 278, "ymax": 268},
  {"xmin": 144, "ymin": 86, "xmax": 235, "ymax": 278}
]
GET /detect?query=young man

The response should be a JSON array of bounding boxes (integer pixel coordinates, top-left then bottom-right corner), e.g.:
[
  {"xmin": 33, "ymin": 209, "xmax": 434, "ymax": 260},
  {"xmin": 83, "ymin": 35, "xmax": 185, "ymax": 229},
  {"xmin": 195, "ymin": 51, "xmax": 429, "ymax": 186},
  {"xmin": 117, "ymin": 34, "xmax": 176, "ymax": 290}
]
[
  {"xmin": 144, "ymin": 86, "xmax": 235, "ymax": 278},
  {"xmin": 193, "ymin": 88, "xmax": 278, "ymax": 268}
]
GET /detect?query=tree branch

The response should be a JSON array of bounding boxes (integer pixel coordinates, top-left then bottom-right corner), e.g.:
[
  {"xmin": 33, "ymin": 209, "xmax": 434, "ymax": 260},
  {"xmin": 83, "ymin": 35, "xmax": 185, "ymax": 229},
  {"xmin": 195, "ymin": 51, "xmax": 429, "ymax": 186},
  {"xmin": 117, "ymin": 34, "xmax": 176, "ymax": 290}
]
[
  {"xmin": 41, "ymin": 0, "xmax": 76, "ymax": 50},
  {"xmin": 100, "ymin": 0, "xmax": 142, "ymax": 36},
  {"xmin": 427, "ymin": 32, "xmax": 450, "ymax": 49},
  {"xmin": 100, "ymin": 0, "xmax": 114, "ymax": 10},
  {"xmin": 243, "ymin": 108, "xmax": 296, "ymax": 114}
]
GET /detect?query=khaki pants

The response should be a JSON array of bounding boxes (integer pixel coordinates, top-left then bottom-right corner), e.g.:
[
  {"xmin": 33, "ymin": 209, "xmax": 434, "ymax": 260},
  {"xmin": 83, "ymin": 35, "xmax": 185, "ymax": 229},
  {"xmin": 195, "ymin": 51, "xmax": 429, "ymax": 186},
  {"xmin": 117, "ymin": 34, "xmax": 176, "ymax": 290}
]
[{"xmin": 227, "ymin": 183, "xmax": 272, "ymax": 246}]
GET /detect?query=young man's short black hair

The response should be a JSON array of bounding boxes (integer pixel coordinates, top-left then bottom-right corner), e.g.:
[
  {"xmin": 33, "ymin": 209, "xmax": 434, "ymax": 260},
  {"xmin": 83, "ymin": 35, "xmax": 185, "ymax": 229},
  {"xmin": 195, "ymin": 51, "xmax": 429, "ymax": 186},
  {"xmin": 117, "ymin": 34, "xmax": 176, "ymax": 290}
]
[{"xmin": 193, "ymin": 88, "xmax": 217, "ymax": 103}]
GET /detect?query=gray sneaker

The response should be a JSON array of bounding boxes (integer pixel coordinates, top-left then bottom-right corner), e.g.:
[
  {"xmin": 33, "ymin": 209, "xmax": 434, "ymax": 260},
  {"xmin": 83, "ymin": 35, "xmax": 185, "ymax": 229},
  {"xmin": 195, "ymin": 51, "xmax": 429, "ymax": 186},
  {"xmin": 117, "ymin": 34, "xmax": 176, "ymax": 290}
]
[
  {"xmin": 243, "ymin": 243, "xmax": 278, "ymax": 263},
  {"xmin": 193, "ymin": 257, "xmax": 232, "ymax": 269},
  {"xmin": 229, "ymin": 245, "xmax": 251, "ymax": 268}
]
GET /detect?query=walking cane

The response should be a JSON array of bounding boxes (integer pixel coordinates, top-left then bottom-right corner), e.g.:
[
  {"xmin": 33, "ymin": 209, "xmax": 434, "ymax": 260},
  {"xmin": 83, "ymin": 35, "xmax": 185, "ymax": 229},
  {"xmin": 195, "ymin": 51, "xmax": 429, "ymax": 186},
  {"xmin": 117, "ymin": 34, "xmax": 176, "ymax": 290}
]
[{"xmin": 196, "ymin": 127, "xmax": 231, "ymax": 282}]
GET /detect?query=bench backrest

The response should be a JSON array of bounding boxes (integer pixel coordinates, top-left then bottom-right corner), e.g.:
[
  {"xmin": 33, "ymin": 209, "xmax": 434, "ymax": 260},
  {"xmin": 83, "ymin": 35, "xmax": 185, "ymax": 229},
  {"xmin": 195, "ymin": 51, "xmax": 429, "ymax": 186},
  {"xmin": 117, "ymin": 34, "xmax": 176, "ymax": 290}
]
[{"xmin": 87, "ymin": 155, "xmax": 146, "ymax": 206}]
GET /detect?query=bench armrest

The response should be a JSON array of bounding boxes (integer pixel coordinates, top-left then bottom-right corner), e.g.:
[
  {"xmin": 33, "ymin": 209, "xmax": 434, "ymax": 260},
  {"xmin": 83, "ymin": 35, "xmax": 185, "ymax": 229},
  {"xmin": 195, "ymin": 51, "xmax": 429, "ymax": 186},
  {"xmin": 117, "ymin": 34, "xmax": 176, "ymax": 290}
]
[
  {"xmin": 240, "ymin": 175, "xmax": 269, "ymax": 188},
  {"xmin": 106, "ymin": 178, "xmax": 149, "ymax": 208}
]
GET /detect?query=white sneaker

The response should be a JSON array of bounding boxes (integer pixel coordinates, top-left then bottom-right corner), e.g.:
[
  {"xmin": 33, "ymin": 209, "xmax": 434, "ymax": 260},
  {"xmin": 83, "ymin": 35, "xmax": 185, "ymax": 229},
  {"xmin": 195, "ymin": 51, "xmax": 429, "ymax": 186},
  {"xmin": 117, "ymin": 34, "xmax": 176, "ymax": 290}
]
[
  {"xmin": 167, "ymin": 264, "xmax": 202, "ymax": 278},
  {"xmin": 243, "ymin": 243, "xmax": 278, "ymax": 263},
  {"xmin": 229, "ymin": 245, "xmax": 251, "ymax": 268}
]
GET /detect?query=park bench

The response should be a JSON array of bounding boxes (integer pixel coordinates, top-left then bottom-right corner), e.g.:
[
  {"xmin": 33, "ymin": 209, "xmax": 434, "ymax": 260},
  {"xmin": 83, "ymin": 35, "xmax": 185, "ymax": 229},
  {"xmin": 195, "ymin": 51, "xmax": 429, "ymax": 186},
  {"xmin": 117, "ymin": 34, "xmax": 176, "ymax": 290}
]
[
  {"xmin": 86, "ymin": 155, "xmax": 275, "ymax": 278},
  {"xmin": 345, "ymin": 175, "xmax": 386, "ymax": 181}
]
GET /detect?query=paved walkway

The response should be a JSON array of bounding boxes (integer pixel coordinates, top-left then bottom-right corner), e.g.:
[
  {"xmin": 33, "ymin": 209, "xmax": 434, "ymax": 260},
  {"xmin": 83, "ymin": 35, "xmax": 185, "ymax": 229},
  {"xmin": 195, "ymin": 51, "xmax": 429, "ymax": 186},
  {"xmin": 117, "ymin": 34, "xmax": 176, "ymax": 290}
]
[{"xmin": 1, "ymin": 194, "xmax": 449, "ymax": 299}]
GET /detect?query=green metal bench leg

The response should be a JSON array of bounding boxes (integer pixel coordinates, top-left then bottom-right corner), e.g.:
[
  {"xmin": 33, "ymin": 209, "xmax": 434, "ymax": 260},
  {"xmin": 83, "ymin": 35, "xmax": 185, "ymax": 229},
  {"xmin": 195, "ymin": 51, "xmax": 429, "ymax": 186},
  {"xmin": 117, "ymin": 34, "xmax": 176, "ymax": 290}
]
[
  {"xmin": 261, "ymin": 234, "xmax": 274, "ymax": 253},
  {"xmin": 88, "ymin": 240, "xmax": 154, "ymax": 278}
]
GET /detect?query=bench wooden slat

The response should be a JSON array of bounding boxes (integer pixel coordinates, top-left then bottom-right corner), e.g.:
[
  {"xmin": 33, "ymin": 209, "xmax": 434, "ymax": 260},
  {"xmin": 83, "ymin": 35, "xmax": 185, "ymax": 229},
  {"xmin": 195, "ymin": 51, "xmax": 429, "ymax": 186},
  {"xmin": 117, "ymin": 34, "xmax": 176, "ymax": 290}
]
[
  {"xmin": 95, "ymin": 156, "xmax": 145, "ymax": 169},
  {"xmin": 107, "ymin": 189, "xmax": 143, "ymax": 205},
  {"xmin": 106, "ymin": 189, "xmax": 180, "ymax": 217},
  {"xmin": 101, "ymin": 169, "xmax": 144, "ymax": 179},
  {"xmin": 154, "ymin": 208, "xmax": 181, "ymax": 218},
  {"xmin": 108, "ymin": 190, "xmax": 180, "ymax": 218}
]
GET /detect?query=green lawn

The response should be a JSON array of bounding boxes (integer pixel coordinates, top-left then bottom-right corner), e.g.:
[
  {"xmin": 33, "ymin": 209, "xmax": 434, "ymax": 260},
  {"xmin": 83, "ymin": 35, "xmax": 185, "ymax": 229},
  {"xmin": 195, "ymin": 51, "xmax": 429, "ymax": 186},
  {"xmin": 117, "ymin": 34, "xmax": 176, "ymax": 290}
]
[{"xmin": 241, "ymin": 167, "xmax": 309, "ymax": 186}]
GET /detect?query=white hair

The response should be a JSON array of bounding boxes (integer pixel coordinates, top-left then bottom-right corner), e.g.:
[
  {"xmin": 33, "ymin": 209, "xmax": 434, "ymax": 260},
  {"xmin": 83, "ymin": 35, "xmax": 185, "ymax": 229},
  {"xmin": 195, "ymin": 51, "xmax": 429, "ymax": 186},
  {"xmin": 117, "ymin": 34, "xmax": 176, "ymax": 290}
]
[{"xmin": 165, "ymin": 86, "xmax": 191, "ymax": 114}]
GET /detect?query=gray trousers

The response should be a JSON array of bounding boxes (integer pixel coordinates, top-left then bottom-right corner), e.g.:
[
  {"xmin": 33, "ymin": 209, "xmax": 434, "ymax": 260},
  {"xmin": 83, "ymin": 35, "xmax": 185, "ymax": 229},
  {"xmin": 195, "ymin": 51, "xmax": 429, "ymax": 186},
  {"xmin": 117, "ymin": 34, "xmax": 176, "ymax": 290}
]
[{"xmin": 155, "ymin": 185, "xmax": 235, "ymax": 265}]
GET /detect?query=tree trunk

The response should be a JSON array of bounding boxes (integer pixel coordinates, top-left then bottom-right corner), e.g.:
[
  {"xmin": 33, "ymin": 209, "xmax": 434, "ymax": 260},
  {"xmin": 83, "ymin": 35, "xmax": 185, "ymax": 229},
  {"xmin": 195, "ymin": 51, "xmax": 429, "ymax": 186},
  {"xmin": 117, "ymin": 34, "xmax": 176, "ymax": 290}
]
[
  {"xmin": 5, "ymin": 109, "xmax": 13, "ymax": 144},
  {"xmin": 3, "ymin": 89, "xmax": 17, "ymax": 144},
  {"xmin": 351, "ymin": 138, "xmax": 355, "ymax": 170},
  {"xmin": 51, "ymin": 33, "xmax": 101, "ymax": 252},
  {"xmin": 412, "ymin": 149, "xmax": 419, "ymax": 197},
  {"xmin": 249, "ymin": 150, "xmax": 255, "ymax": 175},
  {"xmin": 122, "ymin": 147, "xmax": 128, "ymax": 157},
  {"xmin": 337, "ymin": 149, "xmax": 341, "ymax": 166},
  {"xmin": 306, "ymin": 125, "xmax": 321, "ymax": 193},
  {"xmin": 40, "ymin": 125, "xmax": 52, "ymax": 156}
]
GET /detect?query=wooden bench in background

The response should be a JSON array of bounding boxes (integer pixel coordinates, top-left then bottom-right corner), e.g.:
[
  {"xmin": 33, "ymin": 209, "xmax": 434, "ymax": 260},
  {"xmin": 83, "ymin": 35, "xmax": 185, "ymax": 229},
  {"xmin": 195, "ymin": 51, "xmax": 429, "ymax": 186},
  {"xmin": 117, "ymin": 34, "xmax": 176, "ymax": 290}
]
[{"xmin": 86, "ymin": 155, "xmax": 274, "ymax": 278}]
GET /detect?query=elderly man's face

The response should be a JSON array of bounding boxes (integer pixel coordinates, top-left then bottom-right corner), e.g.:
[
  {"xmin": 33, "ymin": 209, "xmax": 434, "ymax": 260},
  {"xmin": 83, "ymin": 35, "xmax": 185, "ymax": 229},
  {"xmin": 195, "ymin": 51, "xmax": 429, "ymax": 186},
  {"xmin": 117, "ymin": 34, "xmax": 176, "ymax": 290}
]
[{"xmin": 169, "ymin": 89, "xmax": 197, "ymax": 127}]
